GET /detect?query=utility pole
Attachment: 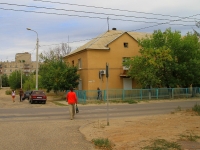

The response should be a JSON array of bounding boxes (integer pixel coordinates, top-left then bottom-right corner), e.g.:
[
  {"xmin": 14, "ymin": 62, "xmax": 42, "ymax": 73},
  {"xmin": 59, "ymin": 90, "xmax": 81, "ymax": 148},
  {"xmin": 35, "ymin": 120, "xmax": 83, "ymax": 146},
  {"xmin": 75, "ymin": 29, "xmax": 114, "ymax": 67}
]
[
  {"xmin": 27, "ymin": 28, "xmax": 39, "ymax": 90},
  {"xmin": 107, "ymin": 17, "xmax": 109, "ymax": 31},
  {"xmin": 0, "ymin": 74, "xmax": 2, "ymax": 88},
  {"xmin": 106, "ymin": 63, "xmax": 109, "ymax": 126}
]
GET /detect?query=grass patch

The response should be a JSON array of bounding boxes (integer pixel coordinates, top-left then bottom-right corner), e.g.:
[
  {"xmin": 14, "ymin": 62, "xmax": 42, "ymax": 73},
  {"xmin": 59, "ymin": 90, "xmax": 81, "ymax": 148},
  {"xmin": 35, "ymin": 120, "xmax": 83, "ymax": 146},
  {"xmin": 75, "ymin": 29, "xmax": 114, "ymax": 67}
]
[
  {"xmin": 142, "ymin": 139, "xmax": 181, "ymax": 150},
  {"xmin": 179, "ymin": 132, "xmax": 200, "ymax": 141},
  {"xmin": 171, "ymin": 106, "xmax": 182, "ymax": 114},
  {"xmin": 92, "ymin": 138, "xmax": 113, "ymax": 150},
  {"xmin": 110, "ymin": 99, "xmax": 138, "ymax": 104},
  {"xmin": 52, "ymin": 101, "xmax": 67, "ymax": 106},
  {"xmin": 5, "ymin": 90, "xmax": 12, "ymax": 95},
  {"xmin": 175, "ymin": 106, "xmax": 182, "ymax": 111},
  {"xmin": 192, "ymin": 103, "xmax": 200, "ymax": 115}
]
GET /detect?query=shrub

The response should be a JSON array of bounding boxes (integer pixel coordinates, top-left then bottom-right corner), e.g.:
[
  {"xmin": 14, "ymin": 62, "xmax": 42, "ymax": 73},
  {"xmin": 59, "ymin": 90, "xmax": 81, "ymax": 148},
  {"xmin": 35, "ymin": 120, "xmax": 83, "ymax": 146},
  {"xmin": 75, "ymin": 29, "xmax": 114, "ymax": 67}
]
[
  {"xmin": 5, "ymin": 90, "xmax": 12, "ymax": 95},
  {"xmin": 192, "ymin": 103, "xmax": 200, "ymax": 115},
  {"xmin": 142, "ymin": 139, "xmax": 181, "ymax": 150},
  {"xmin": 92, "ymin": 138, "xmax": 112, "ymax": 149}
]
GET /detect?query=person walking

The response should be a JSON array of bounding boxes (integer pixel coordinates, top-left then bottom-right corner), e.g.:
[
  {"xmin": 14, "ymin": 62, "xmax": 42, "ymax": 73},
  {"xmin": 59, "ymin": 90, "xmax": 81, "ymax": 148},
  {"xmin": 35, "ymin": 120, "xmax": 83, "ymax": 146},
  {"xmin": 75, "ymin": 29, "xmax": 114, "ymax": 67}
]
[
  {"xmin": 11, "ymin": 90, "xmax": 15, "ymax": 102},
  {"xmin": 66, "ymin": 87, "xmax": 78, "ymax": 120},
  {"xmin": 19, "ymin": 88, "xmax": 24, "ymax": 102},
  {"xmin": 97, "ymin": 87, "xmax": 102, "ymax": 100}
]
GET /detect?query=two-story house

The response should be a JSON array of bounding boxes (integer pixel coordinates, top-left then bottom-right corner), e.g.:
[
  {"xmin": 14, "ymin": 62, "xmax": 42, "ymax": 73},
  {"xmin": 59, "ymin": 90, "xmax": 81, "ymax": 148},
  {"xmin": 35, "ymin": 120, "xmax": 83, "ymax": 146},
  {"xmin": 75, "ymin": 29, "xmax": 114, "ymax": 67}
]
[{"xmin": 63, "ymin": 28, "xmax": 150, "ymax": 90}]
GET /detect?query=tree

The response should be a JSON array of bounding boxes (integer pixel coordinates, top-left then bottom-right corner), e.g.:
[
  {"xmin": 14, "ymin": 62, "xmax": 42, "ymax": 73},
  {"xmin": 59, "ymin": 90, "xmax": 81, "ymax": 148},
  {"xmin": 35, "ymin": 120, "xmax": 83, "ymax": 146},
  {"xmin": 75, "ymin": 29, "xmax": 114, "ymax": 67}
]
[
  {"xmin": 8, "ymin": 70, "xmax": 28, "ymax": 89},
  {"xmin": 124, "ymin": 28, "xmax": 200, "ymax": 88},
  {"xmin": 2, "ymin": 74, "xmax": 9, "ymax": 87},
  {"xmin": 39, "ymin": 59, "xmax": 79, "ymax": 93},
  {"xmin": 39, "ymin": 43, "xmax": 71, "ymax": 61},
  {"xmin": 39, "ymin": 44, "xmax": 79, "ymax": 93},
  {"xmin": 193, "ymin": 21, "xmax": 200, "ymax": 38},
  {"xmin": 23, "ymin": 74, "xmax": 36, "ymax": 90}
]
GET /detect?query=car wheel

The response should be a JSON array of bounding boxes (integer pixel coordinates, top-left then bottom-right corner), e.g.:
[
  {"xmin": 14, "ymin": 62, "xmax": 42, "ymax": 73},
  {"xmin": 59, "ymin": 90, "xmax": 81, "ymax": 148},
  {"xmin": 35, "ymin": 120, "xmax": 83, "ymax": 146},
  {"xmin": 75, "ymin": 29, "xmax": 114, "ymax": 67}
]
[{"xmin": 44, "ymin": 101, "xmax": 46, "ymax": 104}]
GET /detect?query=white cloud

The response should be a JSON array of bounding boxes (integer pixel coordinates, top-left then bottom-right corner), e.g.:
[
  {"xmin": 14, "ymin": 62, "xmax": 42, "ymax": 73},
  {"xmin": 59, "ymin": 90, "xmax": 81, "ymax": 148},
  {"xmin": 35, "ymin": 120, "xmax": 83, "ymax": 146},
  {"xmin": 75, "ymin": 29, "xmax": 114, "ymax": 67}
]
[{"xmin": 0, "ymin": 0, "xmax": 200, "ymax": 61}]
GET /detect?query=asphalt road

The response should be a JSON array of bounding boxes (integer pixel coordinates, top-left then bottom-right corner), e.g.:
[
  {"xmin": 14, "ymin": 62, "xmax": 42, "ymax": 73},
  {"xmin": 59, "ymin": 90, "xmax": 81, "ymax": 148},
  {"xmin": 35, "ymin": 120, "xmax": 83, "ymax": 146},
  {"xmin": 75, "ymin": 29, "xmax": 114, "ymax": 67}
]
[
  {"xmin": 1, "ymin": 99, "xmax": 199, "ymax": 122},
  {"xmin": 0, "ymin": 99, "xmax": 200, "ymax": 150}
]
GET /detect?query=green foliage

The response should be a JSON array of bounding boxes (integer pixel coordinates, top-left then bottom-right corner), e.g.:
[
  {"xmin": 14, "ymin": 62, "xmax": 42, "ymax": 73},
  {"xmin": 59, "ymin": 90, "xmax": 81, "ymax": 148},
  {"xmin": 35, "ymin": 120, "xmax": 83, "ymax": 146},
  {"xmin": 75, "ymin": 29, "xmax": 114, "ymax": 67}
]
[
  {"xmin": 5, "ymin": 90, "xmax": 11, "ymax": 95},
  {"xmin": 110, "ymin": 99, "xmax": 138, "ymax": 104},
  {"xmin": 23, "ymin": 74, "xmax": 36, "ymax": 90},
  {"xmin": 179, "ymin": 132, "xmax": 200, "ymax": 141},
  {"xmin": 92, "ymin": 138, "xmax": 112, "ymax": 149},
  {"xmin": 39, "ymin": 59, "xmax": 80, "ymax": 93},
  {"xmin": 2, "ymin": 74, "xmax": 9, "ymax": 87},
  {"xmin": 142, "ymin": 139, "xmax": 181, "ymax": 150},
  {"xmin": 125, "ymin": 28, "xmax": 200, "ymax": 88},
  {"xmin": 8, "ymin": 70, "xmax": 21, "ymax": 89},
  {"xmin": 192, "ymin": 103, "xmax": 200, "ymax": 115}
]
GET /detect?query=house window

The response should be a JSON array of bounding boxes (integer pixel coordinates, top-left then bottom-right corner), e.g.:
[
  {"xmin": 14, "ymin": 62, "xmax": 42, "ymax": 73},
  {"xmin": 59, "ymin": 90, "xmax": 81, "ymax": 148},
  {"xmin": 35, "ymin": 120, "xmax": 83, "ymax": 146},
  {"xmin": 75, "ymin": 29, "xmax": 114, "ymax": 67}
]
[
  {"xmin": 122, "ymin": 57, "xmax": 130, "ymax": 63},
  {"xmin": 124, "ymin": 42, "xmax": 128, "ymax": 48},
  {"xmin": 78, "ymin": 59, "xmax": 82, "ymax": 69},
  {"xmin": 72, "ymin": 60, "xmax": 74, "ymax": 66}
]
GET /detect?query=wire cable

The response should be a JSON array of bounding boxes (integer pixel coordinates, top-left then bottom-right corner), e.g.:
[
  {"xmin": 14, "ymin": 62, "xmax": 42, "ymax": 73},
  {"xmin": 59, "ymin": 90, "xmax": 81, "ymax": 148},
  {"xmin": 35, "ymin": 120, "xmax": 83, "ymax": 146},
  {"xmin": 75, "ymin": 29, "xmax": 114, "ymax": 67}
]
[
  {"xmin": 33, "ymin": 0, "xmax": 200, "ymax": 20},
  {"xmin": 0, "ymin": 2, "xmax": 196, "ymax": 22},
  {"xmin": 0, "ymin": 8, "xmax": 197, "ymax": 25}
]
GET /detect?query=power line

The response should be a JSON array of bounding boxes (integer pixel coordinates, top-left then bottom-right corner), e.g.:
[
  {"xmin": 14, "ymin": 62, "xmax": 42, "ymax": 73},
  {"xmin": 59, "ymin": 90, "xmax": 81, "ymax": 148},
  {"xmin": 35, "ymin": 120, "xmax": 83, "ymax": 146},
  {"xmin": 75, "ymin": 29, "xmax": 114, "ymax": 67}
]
[
  {"xmin": 34, "ymin": 0, "xmax": 200, "ymax": 20},
  {"xmin": 41, "ymin": 13, "xmax": 199, "ymax": 47},
  {"xmin": 0, "ymin": 7, "xmax": 196, "ymax": 25},
  {"xmin": 0, "ymin": 3, "xmax": 198, "ymax": 51},
  {"xmin": 0, "ymin": 2, "xmax": 196, "ymax": 23}
]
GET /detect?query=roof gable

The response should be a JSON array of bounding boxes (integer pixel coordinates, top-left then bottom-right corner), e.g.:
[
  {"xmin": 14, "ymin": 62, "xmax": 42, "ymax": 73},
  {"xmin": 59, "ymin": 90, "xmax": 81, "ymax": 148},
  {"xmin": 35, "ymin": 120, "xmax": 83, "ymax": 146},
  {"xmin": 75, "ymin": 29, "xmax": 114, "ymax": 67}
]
[{"xmin": 64, "ymin": 30, "xmax": 151, "ymax": 57}]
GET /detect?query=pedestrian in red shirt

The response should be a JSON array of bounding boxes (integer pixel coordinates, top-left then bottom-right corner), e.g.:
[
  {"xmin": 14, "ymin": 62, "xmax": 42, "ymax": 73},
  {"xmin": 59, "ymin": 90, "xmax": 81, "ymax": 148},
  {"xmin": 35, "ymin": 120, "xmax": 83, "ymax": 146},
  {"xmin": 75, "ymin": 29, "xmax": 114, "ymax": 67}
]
[{"xmin": 66, "ymin": 87, "xmax": 78, "ymax": 120}]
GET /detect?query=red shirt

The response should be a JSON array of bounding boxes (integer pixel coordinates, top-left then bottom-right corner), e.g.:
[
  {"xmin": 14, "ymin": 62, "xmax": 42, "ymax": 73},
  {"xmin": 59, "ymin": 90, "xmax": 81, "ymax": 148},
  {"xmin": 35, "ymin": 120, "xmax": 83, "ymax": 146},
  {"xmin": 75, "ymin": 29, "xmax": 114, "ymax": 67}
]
[{"xmin": 66, "ymin": 91, "xmax": 77, "ymax": 104}]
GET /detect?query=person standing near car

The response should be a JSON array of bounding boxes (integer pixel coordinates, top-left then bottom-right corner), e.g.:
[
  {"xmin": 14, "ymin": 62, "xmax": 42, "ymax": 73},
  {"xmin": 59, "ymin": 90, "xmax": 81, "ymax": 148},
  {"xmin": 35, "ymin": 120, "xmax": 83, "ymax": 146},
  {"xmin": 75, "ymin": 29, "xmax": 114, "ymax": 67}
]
[
  {"xmin": 19, "ymin": 88, "xmax": 24, "ymax": 102},
  {"xmin": 11, "ymin": 90, "xmax": 15, "ymax": 102},
  {"xmin": 66, "ymin": 87, "xmax": 78, "ymax": 120}
]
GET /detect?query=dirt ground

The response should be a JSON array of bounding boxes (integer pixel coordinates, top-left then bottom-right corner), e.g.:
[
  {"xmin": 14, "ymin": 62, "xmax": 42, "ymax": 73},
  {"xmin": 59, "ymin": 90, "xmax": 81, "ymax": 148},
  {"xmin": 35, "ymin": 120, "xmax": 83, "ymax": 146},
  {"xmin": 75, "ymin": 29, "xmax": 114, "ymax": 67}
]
[
  {"xmin": 80, "ymin": 111, "xmax": 200, "ymax": 150},
  {"xmin": 1, "ymin": 88, "xmax": 200, "ymax": 149}
]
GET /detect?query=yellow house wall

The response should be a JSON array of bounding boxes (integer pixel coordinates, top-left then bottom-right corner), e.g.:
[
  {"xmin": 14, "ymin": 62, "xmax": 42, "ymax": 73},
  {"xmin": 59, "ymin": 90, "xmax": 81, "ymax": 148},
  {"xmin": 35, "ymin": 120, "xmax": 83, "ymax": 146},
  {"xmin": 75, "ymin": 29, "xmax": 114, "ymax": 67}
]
[
  {"xmin": 64, "ymin": 33, "xmax": 141, "ymax": 90},
  {"xmin": 64, "ymin": 51, "xmax": 89, "ymax": 90}
]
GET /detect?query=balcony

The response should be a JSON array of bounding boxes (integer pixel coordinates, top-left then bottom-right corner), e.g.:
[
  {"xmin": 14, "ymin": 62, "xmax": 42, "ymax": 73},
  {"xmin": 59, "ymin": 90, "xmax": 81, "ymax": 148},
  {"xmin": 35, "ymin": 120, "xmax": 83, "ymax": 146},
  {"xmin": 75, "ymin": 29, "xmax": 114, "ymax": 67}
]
[
  {"xmin": 23, "ymin": 69, "xmax": 30, "ymax": 73},
  {"xmin": 123, "ymin": 66, "xmax": 130, "ymax": 70}
]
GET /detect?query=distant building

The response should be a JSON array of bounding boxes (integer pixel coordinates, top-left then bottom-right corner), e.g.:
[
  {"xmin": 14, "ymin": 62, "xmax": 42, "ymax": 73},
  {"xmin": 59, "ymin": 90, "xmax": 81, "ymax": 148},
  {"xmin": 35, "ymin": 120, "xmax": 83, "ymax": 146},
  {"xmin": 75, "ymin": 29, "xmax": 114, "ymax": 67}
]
[{"xmin": 0, "ymin": 52, "xmax": 37, "ymax": 77}]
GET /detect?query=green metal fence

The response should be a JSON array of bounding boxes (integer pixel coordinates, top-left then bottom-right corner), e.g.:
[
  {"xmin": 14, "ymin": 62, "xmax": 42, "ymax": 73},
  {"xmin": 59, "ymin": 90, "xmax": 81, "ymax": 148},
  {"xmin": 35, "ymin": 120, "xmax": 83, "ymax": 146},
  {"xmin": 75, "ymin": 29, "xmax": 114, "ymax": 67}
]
[{"xmin": 72, "ymin": 87, "xmax": 199, "ymax": 103}]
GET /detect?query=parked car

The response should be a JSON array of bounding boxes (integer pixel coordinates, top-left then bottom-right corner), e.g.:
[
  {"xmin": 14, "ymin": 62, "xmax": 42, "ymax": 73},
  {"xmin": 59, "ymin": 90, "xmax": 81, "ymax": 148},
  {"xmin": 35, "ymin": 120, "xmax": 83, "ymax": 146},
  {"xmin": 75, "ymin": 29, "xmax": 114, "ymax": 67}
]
[
  {"xmin": 29, "ymin": 90, "xmax": 47, "ymax": 104},
  {"xmin": 22, "ymin": 90, "xmax": 31, "ymax": 100}
]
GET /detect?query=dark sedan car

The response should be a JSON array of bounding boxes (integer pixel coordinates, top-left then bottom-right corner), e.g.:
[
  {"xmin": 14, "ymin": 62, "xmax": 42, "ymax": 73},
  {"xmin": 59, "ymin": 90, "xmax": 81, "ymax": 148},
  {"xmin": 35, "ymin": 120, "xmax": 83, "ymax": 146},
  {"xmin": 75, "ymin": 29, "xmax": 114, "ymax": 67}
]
[
  {"xmin": 29, "ymin": 90, "xmax": 47, "ymax": 104},
  {"xmin": 22, "ymin": 90, "xmax": 31, "ymax": 100}
]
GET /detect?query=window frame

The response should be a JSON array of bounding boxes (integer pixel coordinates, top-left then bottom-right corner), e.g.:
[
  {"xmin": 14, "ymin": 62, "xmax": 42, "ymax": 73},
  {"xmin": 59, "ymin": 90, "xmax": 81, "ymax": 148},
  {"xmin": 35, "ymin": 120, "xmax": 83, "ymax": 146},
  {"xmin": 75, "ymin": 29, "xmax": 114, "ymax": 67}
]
[{"xmin": 78, "ymin": 58, "xmax": 82, "ymax": 69}]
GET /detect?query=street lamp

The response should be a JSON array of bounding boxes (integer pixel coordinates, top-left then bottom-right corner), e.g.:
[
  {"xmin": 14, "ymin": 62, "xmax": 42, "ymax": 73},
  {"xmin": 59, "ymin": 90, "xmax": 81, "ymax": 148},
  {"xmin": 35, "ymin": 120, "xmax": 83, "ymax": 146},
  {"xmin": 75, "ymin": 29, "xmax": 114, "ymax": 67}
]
[{"xmin": 27, "ymin": 28, "xmax": 39, "ymax": 90}]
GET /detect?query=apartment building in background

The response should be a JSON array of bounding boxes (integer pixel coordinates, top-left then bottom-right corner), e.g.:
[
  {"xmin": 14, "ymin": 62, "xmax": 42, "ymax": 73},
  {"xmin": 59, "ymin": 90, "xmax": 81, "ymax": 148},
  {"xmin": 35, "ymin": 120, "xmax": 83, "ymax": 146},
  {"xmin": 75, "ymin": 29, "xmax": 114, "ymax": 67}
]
[
  {"xmin": 63, "ymin": 28, "xmax": 151, "ymax": 90},
  {"xmin": 0, "ymin": 52, "xmax": 37, "ymax": 77}
]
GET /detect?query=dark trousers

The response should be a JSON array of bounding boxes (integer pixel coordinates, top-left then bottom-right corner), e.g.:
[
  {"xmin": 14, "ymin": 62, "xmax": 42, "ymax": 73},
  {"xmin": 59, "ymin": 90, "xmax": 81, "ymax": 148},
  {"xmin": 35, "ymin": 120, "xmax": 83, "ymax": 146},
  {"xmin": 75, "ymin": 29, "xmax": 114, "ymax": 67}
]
[
  {"xmin": 97, "ymin": 92, "xmax": 102, "ymax": 100},
  {"xmin": 20, "ymin": 95, "xmax": 23, "ymax": 101}
]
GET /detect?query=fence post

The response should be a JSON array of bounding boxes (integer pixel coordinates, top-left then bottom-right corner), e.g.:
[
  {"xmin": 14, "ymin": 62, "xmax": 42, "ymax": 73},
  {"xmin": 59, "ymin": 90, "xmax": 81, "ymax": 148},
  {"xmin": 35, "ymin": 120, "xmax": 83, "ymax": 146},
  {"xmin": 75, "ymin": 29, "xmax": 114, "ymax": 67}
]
[
  {"xmin": 104, "ymin": 90, "xmax": 106, "ymax": 101},
  {"xmin": 172, "ymin": 88, "xmax": 174, "ymax": 99},
  {"xmin": 84, "ymin": 90, "xmax": 86, "ymax": 103},
  {"xmin": 156, "ymin": 88, "xmax": 158, "ymax": 99},
  {"xmin": 186, "ymin": 88, "xmax": 188, "ymax": 98},
  {"xmin": 149, "ymin": 88, "xmax": 151, "ymax": 100},
  {"xmin": 140, "ymin": 89, "xmax": 142, "ymax": 100},
  {"xmin": 122, "ymin": 89, "xmax": 124, "ymax": 101}
]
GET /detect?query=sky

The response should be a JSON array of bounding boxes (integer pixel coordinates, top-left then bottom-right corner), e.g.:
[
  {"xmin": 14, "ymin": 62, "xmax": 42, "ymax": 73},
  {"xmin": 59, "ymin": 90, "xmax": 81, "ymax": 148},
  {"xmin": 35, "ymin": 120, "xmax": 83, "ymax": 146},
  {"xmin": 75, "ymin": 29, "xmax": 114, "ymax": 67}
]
[{"xmin": 0, "ymin": 0, "xmax": 200, "ymax": 62}]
